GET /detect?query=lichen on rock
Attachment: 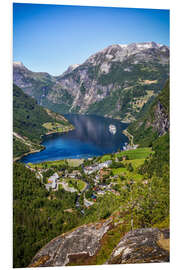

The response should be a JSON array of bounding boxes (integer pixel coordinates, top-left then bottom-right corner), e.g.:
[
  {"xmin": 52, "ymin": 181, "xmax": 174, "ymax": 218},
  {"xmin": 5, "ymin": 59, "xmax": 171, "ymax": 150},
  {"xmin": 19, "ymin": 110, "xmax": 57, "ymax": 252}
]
[
  {"xmin": 29, "ymin": 218, "xmax": 112, "ymax": 267},
  {"xmin": 107, "ymin": 228, "xmax": 169, "ymax": 264}
]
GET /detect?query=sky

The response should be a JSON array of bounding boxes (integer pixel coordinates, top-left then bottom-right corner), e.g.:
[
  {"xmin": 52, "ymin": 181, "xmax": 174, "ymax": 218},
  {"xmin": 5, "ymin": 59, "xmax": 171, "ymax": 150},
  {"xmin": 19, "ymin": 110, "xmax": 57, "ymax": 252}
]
[{"xmin": 13, "ymin": 3, "xmax": 170, "ymax": 75}]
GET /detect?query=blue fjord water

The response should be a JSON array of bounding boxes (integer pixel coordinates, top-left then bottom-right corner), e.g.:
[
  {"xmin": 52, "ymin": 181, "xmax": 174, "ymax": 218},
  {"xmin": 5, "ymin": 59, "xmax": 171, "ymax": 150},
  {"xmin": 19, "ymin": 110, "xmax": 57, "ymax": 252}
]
[{"xmin": 20, "ymin": 114, "xmax": 129, "ymax": 164}]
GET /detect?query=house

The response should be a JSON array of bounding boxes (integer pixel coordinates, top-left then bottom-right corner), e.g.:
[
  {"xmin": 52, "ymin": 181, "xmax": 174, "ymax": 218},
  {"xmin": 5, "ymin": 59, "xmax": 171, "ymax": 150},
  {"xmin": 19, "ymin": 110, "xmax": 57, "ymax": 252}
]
[
  {"xmin": 84, "ymin": 198, "xmax": 94, "ymax": 208},
  {"xmin": 68, "ymin": 170, "xmax": 81, "ymax": 178},
  {"xmin": 46, "ymin": 173, "xmax": 59, "ymax": 190},
  {"xmin": 91, "ymin": 194, "xmax": 97, "ymax": 200},
  {"xmin": 98, "ymin": 160, "xmax": 112, "ymax": 169},
  {"xmin": 99, "ymin": 168, "xmax": 111, "ymax": 181},
  {"xmin": 97, "ymin": 190, "xmax": 106, "ymax": 196}
]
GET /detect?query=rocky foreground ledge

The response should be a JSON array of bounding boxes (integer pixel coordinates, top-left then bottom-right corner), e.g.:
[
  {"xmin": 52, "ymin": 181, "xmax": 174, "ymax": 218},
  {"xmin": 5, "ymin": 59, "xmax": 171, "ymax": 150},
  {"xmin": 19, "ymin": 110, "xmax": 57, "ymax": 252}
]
[
  {"xmin": 29, "ymin": 221, "xmax": 169, "ymax": 267},
  {"xmin": 107, "ymin": 228, "xmax": 169, "ymax": 264},
  {"xmin": 29, "ymin": 219, "xmax": 112, "ymax": 267}
]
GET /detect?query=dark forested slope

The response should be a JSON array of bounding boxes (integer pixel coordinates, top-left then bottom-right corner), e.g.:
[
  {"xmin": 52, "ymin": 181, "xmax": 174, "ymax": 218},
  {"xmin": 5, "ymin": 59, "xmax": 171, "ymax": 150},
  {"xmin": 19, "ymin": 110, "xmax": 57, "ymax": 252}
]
[
  {"xmin": 127, "ymin": 80, "xmax": 169, "ymax": 147},
  {"xmin": 13, "ymin": 84, "xmax": 73, "ymax": 158}
]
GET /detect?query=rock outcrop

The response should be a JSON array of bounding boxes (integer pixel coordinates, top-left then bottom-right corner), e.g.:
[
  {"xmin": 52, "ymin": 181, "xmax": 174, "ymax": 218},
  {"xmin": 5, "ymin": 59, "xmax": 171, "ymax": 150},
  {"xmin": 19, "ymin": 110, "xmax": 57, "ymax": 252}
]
[
  {"xmin": 128, "ymin": 80, "xmax": 169, "ymax": 146},
  {"xmin": 153, "ymin": 101, "xmax": 169, "ymax": 136},
  {"xmin": 29, "ymin": 219, "xmax": 112, "ymax": 267},
  {"xmin": 108, "ymin": 228, "xmax": 169, "ymax": 264},
  {"xmin": 29, "ymin": 220, "xmax": 169, "ymax": 267}
]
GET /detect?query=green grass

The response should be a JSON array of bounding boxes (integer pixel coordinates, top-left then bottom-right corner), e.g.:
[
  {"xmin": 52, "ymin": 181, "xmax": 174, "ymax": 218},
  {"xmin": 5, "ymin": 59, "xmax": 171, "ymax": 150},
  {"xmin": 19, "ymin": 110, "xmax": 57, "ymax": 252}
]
[
  {"xmin": 43, "ymin": 122, "xmax": 71, "ymax": 133},
  {"xmin": 28, "ymin": 160, "xmax": 66, "ymax": 169},
  {"xmin": 95, "ymin": 223, "xmax": 131, "ymax": 264},
  {"xmin": 65, "ymin": 178, "xmax": 86, "ymax": 192},
  {"xmin": 112, "ymin": 168, "xmax": 143, "ymax": 182},
  {"xmin": 99, "ymin": 148, "xmax": 153, "ymax": 162},
  {"xmin": 112, "ymin": 168, "xmax": 127, "ymax": 175},
  {"xmin": 66, "ymin": 159, "xmax": 84, "ymax": 167},
  {"xmin": 76, "ymin": 180, "xmax": 86, "ymax": 191},
  {"xmin": 117, "ymin": 148, "xmax": 153, "ymax": 159},
  {"xmin": 123, "ymin": 159, "xmax": 146, "ymax": 169},
  {"xmin": 28, "ymin": 159, "xmax": 84, "ymax": 169}
]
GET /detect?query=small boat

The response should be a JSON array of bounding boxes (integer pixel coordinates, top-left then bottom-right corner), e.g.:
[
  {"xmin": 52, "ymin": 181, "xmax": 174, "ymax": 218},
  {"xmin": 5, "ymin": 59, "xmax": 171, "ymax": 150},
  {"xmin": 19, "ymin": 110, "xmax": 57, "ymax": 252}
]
[{"xmin": 109, "ymin": 124, "xmax": 117, "ymax": 135}]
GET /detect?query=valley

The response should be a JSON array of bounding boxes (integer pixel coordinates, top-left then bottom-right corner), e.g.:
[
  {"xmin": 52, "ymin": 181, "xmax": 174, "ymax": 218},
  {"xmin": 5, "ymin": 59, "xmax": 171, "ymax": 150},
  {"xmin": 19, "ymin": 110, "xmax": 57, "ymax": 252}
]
[{"xmin": 13, "ymin": 42, "xmax": 170, "ymax": 268}]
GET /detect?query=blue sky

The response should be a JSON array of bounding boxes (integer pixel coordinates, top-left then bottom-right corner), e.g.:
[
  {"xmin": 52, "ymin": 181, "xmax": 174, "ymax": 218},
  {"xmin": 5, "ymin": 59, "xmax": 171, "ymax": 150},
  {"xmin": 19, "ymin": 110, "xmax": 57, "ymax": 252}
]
[{"xmin": 13, "ymin": 3, "xmax": 169, "ymax": 75}]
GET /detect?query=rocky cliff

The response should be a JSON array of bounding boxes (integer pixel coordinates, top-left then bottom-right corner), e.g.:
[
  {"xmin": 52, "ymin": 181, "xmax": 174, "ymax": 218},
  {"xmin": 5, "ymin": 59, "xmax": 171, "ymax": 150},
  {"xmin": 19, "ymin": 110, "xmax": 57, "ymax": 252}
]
[
  {"xmin": 29, "ymin": 220, "xmax": 169, "ymax": 267},
  {"xmin": 29, "ymin": 219, "xmax": 113, "ymax": 267},
  {"xmin": 128, "ymin": 80, "xmax": 169, "ymax": 146},
  {"xmin": 108, "ymin": 228, "xmax": 169, "ymax": 264},
  {"xmin": 13, "ymin": 42, "xmax": 169, "ymax": 122}
]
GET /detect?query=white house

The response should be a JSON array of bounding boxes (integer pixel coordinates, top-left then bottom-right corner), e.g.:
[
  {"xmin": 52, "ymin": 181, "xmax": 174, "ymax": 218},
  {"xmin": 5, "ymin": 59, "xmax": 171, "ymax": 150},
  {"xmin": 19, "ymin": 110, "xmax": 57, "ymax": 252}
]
[
  {"xmin": 84, "ymin": 160, "xmax": 112, "ymax": 175},
  {"xmin": 45, "ymin": 173, "xmax": 59, "ymax": 190}
]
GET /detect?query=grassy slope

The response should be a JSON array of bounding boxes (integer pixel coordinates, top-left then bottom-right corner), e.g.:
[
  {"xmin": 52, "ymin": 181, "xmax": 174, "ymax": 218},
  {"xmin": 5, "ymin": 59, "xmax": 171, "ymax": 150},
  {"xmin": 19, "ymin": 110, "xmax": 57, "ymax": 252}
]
[{"xmin": 99, "ymin": 147, "xmax": 153, "ymax": 162}]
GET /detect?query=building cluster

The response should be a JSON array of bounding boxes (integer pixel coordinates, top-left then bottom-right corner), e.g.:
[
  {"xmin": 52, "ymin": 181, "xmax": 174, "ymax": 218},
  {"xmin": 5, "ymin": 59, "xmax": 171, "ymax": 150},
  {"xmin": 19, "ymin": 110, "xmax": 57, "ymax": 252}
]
[
  {"xmin": 123, "ymin": 143, "xmax": 138, "ymax": 151},
  {"xmin": 32, "ymin": 158, "xmax": 122, "ymax": 209},
  {"xmin": 83, "ymin": 160, "xmax": 112, "ymax": 175}
]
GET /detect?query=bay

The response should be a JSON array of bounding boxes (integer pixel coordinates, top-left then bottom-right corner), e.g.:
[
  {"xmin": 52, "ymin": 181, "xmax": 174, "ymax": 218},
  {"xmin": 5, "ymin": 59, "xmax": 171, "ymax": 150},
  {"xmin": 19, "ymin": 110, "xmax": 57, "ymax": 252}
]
[{"xmin": 20, "ymin": 114, "xmax": 129, "ymax": 163}]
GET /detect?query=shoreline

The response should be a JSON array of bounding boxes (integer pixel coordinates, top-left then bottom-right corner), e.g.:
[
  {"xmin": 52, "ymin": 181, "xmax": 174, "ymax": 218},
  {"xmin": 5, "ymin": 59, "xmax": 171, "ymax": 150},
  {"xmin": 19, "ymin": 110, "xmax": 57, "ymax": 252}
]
[
  {"xmin": 14, "ymin": 117, "xmax": 132, "ymax": 164},
  {"xmin": 14, "ymin": 125, "xmax": 74, "ymax": 163},
  {"xmin": 13, "ymin": 146, "xmax": 45, "ymax": 162},
  {"xmin": 123, "ymin": 129, "xmax": 134, "ymax": 146},
  {"xmin": 122, "ymin": 129, "xmax": 139, "ymax": 149}
]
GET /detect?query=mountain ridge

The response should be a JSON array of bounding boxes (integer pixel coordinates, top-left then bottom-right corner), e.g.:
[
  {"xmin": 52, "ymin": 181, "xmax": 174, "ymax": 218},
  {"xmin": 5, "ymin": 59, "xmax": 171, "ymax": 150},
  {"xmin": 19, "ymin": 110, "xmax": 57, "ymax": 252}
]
[{"xmin": 13, "ymin": 41, "xmax": 169, "ymax": 121}]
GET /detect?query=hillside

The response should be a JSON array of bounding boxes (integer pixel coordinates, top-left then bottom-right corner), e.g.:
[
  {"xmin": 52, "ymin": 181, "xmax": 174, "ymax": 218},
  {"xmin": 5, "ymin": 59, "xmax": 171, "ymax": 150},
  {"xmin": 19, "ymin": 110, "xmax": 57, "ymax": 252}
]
[
  {"xmin": 13, "ymin": 134, "xmax": 169, "ymax": 267},
  {"xmin": 13, "ymin": 42, "xmax": 169, "ymax": 122},
  {"xmin": 127, "ymin": 80, "xmax": 169, "ymax": 147},
  {"xmin": 13, "ymin": 84, "xmax": 74, "ymax": 158}
]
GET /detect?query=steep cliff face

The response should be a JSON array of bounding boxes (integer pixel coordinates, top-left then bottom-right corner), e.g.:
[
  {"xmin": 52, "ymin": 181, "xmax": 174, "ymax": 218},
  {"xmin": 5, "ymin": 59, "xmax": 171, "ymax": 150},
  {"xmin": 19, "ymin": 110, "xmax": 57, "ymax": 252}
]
[
  {"xmin": 13, "ymin": 62, "xmax": 55, "ymax": 100},
  {"xmin": 153, "ymin": 101, "xmax": 169, "ymax": 136},
  {"xmin": 128, "ymin": 80, "xmax": 169, "ymax": 146},
  {"xmin": 13, "ymin": 42, "xmax": 169, "ymax": 121}
]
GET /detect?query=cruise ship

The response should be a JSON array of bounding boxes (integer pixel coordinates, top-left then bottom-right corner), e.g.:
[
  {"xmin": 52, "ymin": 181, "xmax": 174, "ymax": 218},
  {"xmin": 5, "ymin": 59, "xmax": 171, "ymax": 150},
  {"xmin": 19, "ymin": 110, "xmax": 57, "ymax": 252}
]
[{"xmin": 109, "ymin": 124, "xmax": 117, "ymax": 135}]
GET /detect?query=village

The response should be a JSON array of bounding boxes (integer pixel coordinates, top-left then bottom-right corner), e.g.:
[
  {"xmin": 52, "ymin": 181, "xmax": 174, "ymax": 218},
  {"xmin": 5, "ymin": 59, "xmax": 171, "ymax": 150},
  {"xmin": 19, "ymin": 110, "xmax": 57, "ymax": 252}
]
[
  {"xmin": 27, "ymin": 158, "xmax": 127, "ymax": 209},
  {"xmin": 26, "ymin": 146, "xmax": 152, "ymax": 212}
]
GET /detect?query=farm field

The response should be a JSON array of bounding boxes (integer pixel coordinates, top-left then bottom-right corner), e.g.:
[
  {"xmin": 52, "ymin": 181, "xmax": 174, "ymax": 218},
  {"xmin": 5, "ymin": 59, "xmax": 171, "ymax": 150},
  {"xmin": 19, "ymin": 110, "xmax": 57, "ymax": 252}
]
[{"xmin": 99, "ymin": 148, "xmax": 153, "ymax": 162}]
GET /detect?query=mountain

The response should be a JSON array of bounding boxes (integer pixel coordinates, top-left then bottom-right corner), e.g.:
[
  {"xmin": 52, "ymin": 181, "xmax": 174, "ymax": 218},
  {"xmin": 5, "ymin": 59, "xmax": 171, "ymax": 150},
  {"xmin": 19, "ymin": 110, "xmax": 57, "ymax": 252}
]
[
  {"xmin": 13, "ymin": 84, "xmax": 73, "ymax": 158},
  {"xmin": 127, "ymin": 80, "xmax": 169, "ymax": 147},
  {"xmin": 13, "ymin": 42, "xmax": 169, "ymax": 122},
  {"xmin": 13, "ymin": 43, "xmax": 170, "ymax": 267}
]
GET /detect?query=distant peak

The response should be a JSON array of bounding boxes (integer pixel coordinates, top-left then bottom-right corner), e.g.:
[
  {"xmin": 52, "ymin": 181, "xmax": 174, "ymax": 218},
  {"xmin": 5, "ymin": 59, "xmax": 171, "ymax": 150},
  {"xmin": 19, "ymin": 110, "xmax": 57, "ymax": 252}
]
[
  {"xmin": 118, "ymin": 44, "xmax": 128, "ymax": 48},
  {"xmin": 13, "ymin": 61, "xmax": 24, "ymax": 67},
  {"xmin": 60, "ymin": 64, "xmax": 80, "ymax": 77},
  {"xmin": 69, "ymin": 64, "xmax": 80, "ymax": 70}
]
